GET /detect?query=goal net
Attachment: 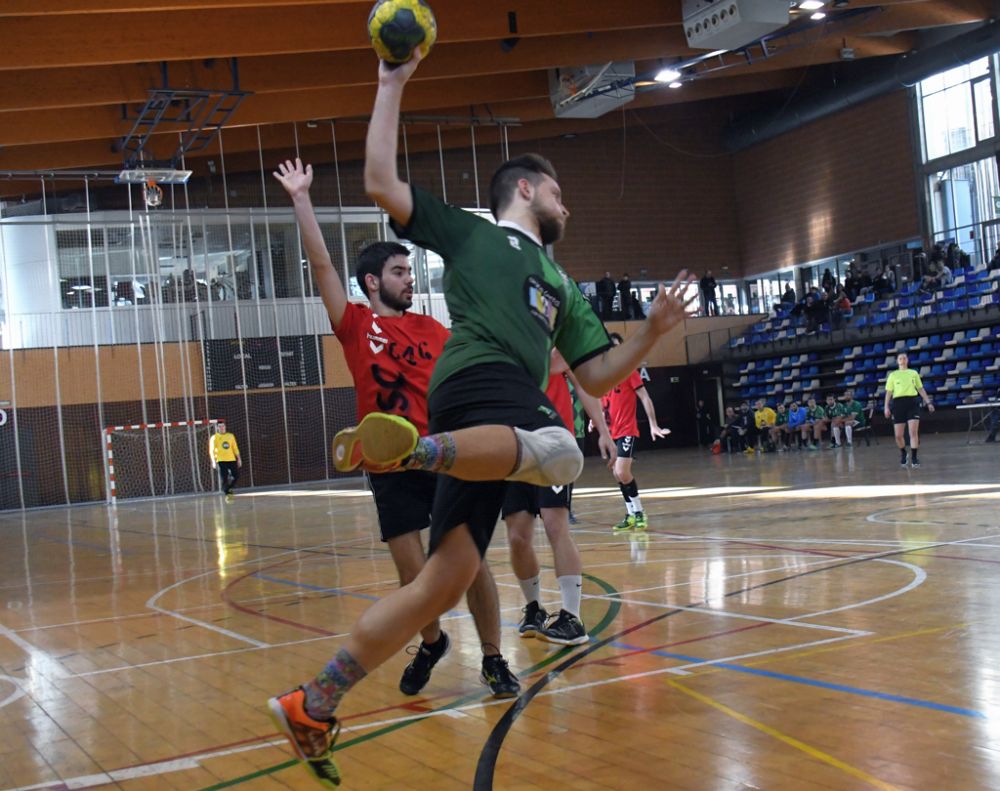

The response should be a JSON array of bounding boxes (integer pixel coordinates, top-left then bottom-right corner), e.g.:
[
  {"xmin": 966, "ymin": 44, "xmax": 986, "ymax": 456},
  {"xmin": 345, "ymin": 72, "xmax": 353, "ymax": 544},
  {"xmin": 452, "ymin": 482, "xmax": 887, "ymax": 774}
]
[{"xmin": 105, "ymin": 419, "xmax": 219, "ymax": 503}]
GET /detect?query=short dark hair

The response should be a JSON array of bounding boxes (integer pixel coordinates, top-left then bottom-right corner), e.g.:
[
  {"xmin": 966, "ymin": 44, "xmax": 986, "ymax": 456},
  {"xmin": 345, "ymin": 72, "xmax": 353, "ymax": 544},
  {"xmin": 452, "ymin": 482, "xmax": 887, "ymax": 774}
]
[
  {"xmin": 356, "ymin": 241, "xmax": 410, "ymax": 298},
  {"xmin": 488, "ymin": 154, "xmax": 558, "ymax": 219}
]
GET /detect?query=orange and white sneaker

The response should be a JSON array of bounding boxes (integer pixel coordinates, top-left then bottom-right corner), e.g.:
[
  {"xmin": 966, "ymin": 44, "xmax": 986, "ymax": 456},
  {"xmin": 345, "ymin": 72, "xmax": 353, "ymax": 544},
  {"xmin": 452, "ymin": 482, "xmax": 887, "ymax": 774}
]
[
  {"xmin": 267, "ymin": 687, "xmax": 342, "ymax": 788},
  {"xmin": 332, "ymin": 413, "xmax": 418, "ymax": 473}
]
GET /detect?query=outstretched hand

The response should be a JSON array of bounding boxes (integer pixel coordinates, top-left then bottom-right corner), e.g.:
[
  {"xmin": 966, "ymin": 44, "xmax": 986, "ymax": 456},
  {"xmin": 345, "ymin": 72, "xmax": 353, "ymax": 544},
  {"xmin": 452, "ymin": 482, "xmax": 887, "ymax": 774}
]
[
  {"xmin": 273, "ymin": 158, "xmax": 313, "ymax": 198},
  {"xmin": 378, "ymin": 48, "xmax": 423, "ymax": 86},
  {"xmin": 650, "ymin": 426, "xmax": 671, "ymax": 441},
  {"xmin": 646, "ymin": 270, "xmax": 699, "ymax": 336}
]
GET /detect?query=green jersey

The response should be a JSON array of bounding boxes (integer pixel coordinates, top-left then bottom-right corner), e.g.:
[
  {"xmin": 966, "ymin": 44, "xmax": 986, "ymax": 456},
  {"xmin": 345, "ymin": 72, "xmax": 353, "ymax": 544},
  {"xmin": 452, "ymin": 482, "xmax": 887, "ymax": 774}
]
[
  {"xmin": 393, "ymin": 187, "xmax": 611, "ymax": 395},
  {"xmin": 847, "ymin": 399, "xmax": 866, "ymax": 425},
  {"xmin": 828, "ymin": 402, "xmax": 850, "ymax": 418},
  {"xmin": 774, "ymin": 410, "xmax": 788, "ymax": 426},
  {"xmin": 806, "ymin": 405, "xmax": 826, "ymax": 421}
]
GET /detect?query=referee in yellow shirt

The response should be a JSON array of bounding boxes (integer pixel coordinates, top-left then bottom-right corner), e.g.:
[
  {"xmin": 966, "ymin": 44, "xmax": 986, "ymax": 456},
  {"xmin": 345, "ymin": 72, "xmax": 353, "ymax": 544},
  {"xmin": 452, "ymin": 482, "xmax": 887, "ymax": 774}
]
[
  {"xmin": 209, "ymin": 421, "xmax": 242, "ymax": 501},
  {"xmin": 883, "ymin": 353, "xmax": 934, "ymax": 468}
]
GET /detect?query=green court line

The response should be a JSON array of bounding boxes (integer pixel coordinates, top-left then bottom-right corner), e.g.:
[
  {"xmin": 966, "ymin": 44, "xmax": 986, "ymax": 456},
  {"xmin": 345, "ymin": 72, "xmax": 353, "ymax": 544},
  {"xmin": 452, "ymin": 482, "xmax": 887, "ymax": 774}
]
[{"xmin": 197, "ymin": 573, "xmax": 620, "ymax": 790}]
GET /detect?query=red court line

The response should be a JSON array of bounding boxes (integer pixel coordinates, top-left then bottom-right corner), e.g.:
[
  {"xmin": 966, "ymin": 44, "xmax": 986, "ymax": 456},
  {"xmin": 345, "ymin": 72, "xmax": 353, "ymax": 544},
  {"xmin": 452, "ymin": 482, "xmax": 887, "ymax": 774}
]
[{"xmin": 220, "ymin": 563, "xmax": 338, "ymax": 637}]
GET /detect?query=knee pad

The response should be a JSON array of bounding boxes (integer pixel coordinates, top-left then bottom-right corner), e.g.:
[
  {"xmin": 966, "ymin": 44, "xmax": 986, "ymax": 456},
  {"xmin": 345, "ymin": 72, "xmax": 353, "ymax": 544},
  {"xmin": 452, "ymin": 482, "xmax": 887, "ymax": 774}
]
[{"xmin": 508, "ymin": 426, "xmax": 583, "ymax": 486}]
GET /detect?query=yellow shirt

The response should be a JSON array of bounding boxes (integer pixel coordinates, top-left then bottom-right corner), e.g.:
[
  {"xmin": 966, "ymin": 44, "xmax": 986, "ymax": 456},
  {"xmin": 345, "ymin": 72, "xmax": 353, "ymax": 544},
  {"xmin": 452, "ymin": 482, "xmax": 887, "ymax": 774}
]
[
  {"xmin": 210, "ymin": 432, "xmax": 240, "ymax": 462},
  {"xmin": 754, "ymin": 407, "xmax": 776, "ymax": 428},
  {"xmin": 885, "ymin": 368, "xmax": 922, "ymax": 398}
]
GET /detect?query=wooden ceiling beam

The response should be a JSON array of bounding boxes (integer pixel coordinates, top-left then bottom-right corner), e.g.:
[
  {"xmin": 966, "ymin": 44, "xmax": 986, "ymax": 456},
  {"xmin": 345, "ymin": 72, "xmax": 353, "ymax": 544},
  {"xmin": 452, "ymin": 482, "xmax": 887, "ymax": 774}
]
[
  {"xmin": 0, "ymin": 27, "xmax": 690, "ymax": 113},
  {"xmin": 0, "ymin": 0, "xmax": 681, "ymax": 70},
  {"xmin": 0, "ymin": 0, "xmax": 352, "ymax": 15}
]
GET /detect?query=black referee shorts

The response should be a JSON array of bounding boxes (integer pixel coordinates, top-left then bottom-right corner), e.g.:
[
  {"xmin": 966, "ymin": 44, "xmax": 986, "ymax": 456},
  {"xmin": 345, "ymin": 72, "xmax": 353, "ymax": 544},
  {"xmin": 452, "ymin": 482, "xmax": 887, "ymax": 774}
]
[
  {"xmin": 427, "ymin": 362, "xmax": 566, "ymax": 558},
  {"xmin": 891, "ymin": 395, "xmax": 921, "ymax": 424},
  {"xmin": 501, "ymin": 481, "xmax": 570, "ymax": 519}
]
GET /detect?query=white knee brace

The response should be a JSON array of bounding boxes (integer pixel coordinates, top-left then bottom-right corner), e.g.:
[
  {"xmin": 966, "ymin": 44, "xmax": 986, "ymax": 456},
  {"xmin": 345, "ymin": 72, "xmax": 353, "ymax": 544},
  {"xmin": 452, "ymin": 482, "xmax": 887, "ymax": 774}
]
[{"xmin": 507, "ymin": 426, "xmax": 584, "ymax": 486}]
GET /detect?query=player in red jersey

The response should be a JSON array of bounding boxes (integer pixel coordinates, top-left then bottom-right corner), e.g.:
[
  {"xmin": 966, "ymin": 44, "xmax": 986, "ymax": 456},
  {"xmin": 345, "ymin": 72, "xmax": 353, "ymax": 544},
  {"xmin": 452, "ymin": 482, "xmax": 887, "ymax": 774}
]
[
  {"xmin": 504, "ymin": 349, "xmax": 615, "ymax": 645},
  {"xmin": 601, "ymin": 332, "xmax": 670, "ymax": 532},
  {"xmin": 274, "ymin": 158, "xmax": 519, "ymax": 699}
]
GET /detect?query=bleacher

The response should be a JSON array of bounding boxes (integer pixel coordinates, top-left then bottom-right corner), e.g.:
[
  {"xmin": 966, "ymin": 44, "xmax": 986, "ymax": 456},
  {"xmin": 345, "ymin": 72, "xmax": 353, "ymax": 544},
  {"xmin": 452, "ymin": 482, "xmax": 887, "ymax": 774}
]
[
  {"xmin": 730, "ymin": 324, "xmax": 1000, "ymax": 408},
  {"xmin": 727, "ymin": 264, "xmax": 1000, "ymax": 352}
]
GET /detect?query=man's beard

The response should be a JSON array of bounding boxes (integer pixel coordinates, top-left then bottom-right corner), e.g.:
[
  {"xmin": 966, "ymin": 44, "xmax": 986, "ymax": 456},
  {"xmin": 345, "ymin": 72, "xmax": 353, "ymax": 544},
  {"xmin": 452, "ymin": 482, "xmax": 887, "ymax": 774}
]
[
  {"xmin": 379, "ymin": 283, "xmax": 412, "ymax": 311},
  {"xmin": 532, "ymin": 199, "xmax": 564, "ymax": 245}
]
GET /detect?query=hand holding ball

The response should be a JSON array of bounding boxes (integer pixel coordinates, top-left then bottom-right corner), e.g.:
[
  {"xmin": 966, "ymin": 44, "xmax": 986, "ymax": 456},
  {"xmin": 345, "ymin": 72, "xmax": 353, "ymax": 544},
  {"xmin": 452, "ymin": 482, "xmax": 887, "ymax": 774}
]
[{"xmin": 368, "ymin": 0, "xmax": 437, "ymax": 64}]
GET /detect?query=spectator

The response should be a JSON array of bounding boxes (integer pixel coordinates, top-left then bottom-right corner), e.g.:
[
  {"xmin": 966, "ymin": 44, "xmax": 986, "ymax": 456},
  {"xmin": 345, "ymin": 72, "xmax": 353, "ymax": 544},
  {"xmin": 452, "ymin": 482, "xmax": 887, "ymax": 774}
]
[
  {"xmin": 771, "ymin": 402, "xmax": 789, "ymax": 451},
  {"xmin": 804, "ymin": 294, "xmax": 827, "ymax": 334},
  {"xmin": 753, "ymin": 399, "xmax": 776, "ymax": 452},
  {"xmin": 617, "ymin": 272, "xmax": 632, "ymax": 319},
  {"xmin": 821, "ymin": 268, "xmax": 835, "ymax": 292},
  {"xmin": 723, "ymin": 294, "xmax": 736, "ymax": 314},
  {"xmin": 596, "ymin": 271, "xmax": 616, "ymax": 320},
  {"xmin": 872, "ymin": 267, "xmax": 893, "ymax": 298},
  {"xmin": 781, "ymin": 284, "xmax": 796, "ymax": 305},
  {"xmin": 989, "ymin": 246, "xmax": 1000, "ymax": 272},
  {"xmin": 736, "ymin": 401, "xmax": 757, "ymax": 455},
  {"xmin": 714, "ymin": 406, "xmax": 739, "ymax": 453},
  {"xmin": 825, "ymin": 394, "xmax": 848, "ymax": 448},
  {"xmin": 700, "ymin": 270, "xmax": 719, "ymax": 316},
  {"xmin": 831, "ymin": 287, "xmax": 852, "ymax": 329},
  {"xmin": 804, "ymin": 397, "xmax": 827, "ymax": 450},
  {"xmin": 786, "ymin": 401, "xmax": 807, "ymax": 449}
]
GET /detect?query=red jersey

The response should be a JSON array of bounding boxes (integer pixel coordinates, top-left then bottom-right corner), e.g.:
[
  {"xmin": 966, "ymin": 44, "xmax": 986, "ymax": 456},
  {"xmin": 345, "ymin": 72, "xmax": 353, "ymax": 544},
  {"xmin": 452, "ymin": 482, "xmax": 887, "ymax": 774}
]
[
  {"xmin": 545, "ymin": 373, "xmax": 574, "ymax": 431},
  {"xmin": 604, "ymin": 370, "xmax": 644, "ymax": 439},
  {"xmin": 335, "ymin": 302, "xmax": 449, "ymax": 435}
]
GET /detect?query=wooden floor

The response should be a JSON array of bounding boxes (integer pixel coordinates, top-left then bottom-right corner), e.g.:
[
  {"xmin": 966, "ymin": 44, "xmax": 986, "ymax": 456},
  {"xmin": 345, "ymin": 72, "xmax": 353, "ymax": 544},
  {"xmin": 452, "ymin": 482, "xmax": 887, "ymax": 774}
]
[{"xmin": 2, "ymin": 434, "xmax": 1000, "ymax": 790}]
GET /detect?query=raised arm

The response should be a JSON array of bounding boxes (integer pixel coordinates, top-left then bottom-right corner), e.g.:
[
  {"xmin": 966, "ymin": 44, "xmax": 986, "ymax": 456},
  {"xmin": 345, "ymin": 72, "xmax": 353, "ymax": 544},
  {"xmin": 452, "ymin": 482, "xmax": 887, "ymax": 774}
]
[
  {"xmin": 274, "ymin": 159, "xmax": 348, "ymax": 328},
  {"xmin": 364, "ymin": 55, "xmax": 423, "ymax": 226},
  {"xmin": 574, "ymin": 271, "xmax": 697, "ymax": 396},
  {"xmin": 636, "ymin": 386, "xmax": 670, "ymax": 440}
]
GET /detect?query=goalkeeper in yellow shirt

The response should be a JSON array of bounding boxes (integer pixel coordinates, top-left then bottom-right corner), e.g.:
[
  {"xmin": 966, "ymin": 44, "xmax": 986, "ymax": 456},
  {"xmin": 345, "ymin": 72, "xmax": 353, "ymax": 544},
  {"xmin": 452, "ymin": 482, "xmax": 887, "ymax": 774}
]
[
  {"xmin": 210, "ymin": 421, "xmax": 242, "ymax": 502},
  {"xmin": 753, "ymin": 399, "xmax": 777, "ymax": 453}
]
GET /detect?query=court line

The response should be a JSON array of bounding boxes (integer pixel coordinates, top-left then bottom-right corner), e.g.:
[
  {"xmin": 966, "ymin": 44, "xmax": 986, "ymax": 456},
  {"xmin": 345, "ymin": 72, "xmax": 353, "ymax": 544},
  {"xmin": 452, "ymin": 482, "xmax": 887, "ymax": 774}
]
[{"xmin": 668, "ymin": 681, "xmax": 903, "ymax": 791}]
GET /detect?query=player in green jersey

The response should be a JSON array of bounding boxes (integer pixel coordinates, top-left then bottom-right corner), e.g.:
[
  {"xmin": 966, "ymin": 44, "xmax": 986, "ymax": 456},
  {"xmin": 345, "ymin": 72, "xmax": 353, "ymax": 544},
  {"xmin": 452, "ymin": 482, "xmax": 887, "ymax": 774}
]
[{"xmin": 267, "ymin": 50, "xmax": 697, "ymax": 786}]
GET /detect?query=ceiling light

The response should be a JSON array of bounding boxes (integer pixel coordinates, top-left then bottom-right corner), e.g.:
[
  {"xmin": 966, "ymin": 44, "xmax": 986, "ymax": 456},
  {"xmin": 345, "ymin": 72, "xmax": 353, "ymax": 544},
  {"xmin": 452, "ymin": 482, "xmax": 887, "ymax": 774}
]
[
  {"xmin": 799, "ymin": 0, "xmax": 824, "ymax": 9},
  {"xmin": 810, "ymin": 10, "xmax": 826, "ymax": 18},
  {"xmin": 669, "ymin": 81, "xmax": 683, "ymax": 89},
  {"xmin": 655, "ymin": 68, "xmax": 682, "ymax": 83}
]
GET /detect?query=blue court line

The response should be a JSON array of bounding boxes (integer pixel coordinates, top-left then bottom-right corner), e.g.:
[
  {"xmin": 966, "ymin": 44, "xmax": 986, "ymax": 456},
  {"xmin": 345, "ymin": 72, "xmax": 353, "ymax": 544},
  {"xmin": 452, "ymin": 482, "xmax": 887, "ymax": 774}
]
[{"xmin": 610, "ymin": 640, "xmax": 985, "ymax": 719}]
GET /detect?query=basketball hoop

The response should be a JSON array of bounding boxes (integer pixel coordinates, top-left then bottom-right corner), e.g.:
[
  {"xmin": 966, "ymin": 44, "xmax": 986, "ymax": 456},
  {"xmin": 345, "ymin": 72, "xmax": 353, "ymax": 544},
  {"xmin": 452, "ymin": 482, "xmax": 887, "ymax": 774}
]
[{"xmin": 143, "ymin": 179, "xmax": 164, "ymax": 208}]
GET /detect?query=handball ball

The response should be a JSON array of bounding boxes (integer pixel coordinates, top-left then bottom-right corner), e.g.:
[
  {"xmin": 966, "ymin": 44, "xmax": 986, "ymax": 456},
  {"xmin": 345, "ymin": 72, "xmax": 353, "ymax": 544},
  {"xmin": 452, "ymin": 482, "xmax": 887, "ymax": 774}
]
[{"xmin": 368, "ymin": 0, "xmax": 437, "ymax": 64}]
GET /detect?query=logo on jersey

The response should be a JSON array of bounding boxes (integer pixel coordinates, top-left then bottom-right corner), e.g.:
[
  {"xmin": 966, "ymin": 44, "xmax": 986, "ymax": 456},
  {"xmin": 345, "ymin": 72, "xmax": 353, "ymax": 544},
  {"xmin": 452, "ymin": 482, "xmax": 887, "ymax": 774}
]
[
  {"xmin": 537, "ymin": 404, "xmax": 558, "ymax": 421},
  {"xmin": 551, "ymin": 485, "xmax": 564, "ymax": 494},
  {"xmin": 221, "ymin": 441, "xmax": 231, "ymax": 450},
  {"xmin": 367, "ymin": 315, "xmax": 388, "ymax": 354},
  {"xmin": 524, "ymin": 275, "xmax": 561, "ymax": 334},
  {"xmin": 507, "ymin": 235, "xmax": 521, "ymax": 251}
]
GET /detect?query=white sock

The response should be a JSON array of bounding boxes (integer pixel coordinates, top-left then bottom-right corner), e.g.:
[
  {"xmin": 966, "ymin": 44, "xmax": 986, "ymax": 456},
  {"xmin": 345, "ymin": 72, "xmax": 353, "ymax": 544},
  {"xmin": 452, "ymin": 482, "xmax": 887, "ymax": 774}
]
[
  {"xmin": 624, "ymin": 499, "xmax": 636, "ymax": 516},
  {"xmin": 518, "ymin": 575, "xmax": 540, "ymax": 606},
  {"xmin": 845, "ymin": 424, "xmax": 853, "ymax": 443},
  {"xmin": 832, "ymin": 426, "xmax": 841, "ymax": 444},
  {"xmin": 557, "ymin": 575, "xmax": 583, "ymax": 618},
  {"xmin": 630, "ymin": 495, "xmax": 643, "ymax": 514}
]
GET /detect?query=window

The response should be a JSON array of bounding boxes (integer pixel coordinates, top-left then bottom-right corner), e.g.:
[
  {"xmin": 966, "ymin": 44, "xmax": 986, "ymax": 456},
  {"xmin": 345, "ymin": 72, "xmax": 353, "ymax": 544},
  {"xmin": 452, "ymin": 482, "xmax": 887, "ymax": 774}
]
[
  {"xmin": 918, "ymin": 57, "xmax": 992, "ymax": 162},
  {"xmin": 928, "ymin": 155, "xmax": 1000, "ymax": 267}
]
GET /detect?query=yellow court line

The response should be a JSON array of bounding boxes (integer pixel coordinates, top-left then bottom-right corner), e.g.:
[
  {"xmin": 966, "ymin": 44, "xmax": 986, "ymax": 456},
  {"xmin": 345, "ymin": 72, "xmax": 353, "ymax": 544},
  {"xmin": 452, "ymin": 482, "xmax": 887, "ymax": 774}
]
[
  {"xmin": 668, "ymin": 681, "xmax": 903, "ymax": 791},
  {"xmin": 687, "ymin": 622, "xmax": 967, "ymax": 679}
]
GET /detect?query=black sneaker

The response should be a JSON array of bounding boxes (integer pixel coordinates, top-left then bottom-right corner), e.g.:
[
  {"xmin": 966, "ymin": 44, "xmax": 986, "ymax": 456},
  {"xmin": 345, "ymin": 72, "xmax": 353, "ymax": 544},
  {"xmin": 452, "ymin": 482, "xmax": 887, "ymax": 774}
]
[
  {"xmin": 911, "ymin": 457, "xmax": 920, "ymax": 469},
  {"xmin": 481, "ymin": 654, "xmax": 520, "ymax": 699},
  {"xmin": 398, "ymin": 631, "xmax": 449, "ymax": 696},
  {"xmin": 518, "ymin": 601, "xmax": 548, "ymax": 638},
  {"xmin": 900, "ymin": 452, "xmax": 908, "ymax": 468},
  {"xmin": 538, "ymin": 609, "xmax": 589, "ymax": 646}
]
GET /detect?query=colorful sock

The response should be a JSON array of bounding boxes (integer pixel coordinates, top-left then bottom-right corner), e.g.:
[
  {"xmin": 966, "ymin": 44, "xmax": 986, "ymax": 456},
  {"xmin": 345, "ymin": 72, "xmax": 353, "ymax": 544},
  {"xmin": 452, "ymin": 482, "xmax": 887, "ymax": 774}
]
[
  {"xmin": 518, "ymin": 575, "xmax": 541, "ymax": 606},
  {"xmin": 557, "ymin": 574, "xmax": 583, "ymax": 618},
  {"xmin": 404, "ymin": 433, "xmax": 457, "ymax": 473},
  {"xmin": 303, "ymin": 647, "xmax": 367, "ymax": 720}
]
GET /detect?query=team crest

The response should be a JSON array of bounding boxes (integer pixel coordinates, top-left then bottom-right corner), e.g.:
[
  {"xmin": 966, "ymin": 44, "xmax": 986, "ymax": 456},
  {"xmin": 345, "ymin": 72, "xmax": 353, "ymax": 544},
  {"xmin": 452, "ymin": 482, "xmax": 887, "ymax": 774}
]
[{"xmin": 524, "ymin": 275, "xmax": 561, "ymax": 334}]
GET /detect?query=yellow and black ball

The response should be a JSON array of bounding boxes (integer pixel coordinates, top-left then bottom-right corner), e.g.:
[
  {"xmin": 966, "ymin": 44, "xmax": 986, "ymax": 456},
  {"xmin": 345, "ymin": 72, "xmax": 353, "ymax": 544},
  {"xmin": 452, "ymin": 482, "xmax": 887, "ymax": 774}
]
[{"xmin": 367, "ymin": 0, "xmax": 437, "ymax": 64}]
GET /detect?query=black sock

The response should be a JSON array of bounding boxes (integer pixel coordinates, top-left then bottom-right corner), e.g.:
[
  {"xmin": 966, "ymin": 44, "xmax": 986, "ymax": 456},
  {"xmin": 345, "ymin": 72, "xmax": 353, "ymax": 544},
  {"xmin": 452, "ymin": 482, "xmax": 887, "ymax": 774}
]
[
  {"xmin": 619, "ymin": 482, "xmax": 631, "ymax": 507},
  {"xmin": 625, "ymin": 479, "xmax": 639, "ymax": 499},
  {"xmin": 900, "ymin": 448, "xmax": 908, "ymax": 460},
  {"xmin": 911, "ymin": 449, "xmax": 919, "ymax": 461}
]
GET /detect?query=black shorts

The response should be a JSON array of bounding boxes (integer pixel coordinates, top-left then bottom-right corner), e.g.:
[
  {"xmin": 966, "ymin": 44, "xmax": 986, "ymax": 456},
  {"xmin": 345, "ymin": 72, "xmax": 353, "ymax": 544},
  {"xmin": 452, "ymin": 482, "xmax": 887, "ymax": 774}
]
[
  {"xmin": 615, "ymin": 435, "xmax": 638, "ymax": 459},
  {"xmin": 427, "ymin": 363, "xmax": 566, "ymax": 557},
  {"xmin": 367, "ymin": 469, "xmax": 436, "ymax": 542},
  {"xmin": 501, "ymin": 481, "xmax": 570, "ymax": 518},
  {"xmin": 891, "ymin": 395, "xmax": 921, "ymax": 424}
]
